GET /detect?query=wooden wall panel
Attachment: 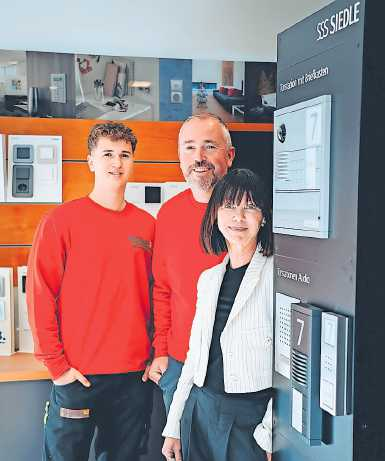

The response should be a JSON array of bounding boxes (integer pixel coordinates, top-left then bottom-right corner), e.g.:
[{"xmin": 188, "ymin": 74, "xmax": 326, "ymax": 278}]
[
  {"xmin": 131, "ymin": 163, "xmax": 184, "ymax": 183},
  {"xmin": 0, "ymin": 247, "xmax": 30, "ymax": 284},
  {"xmin": 63, "ymin": 163, "xmax": 94, "ymax": 200},
  {"xmin": 0, "ymin": 117, "xmax": 181, "ymax": 162},
  {"xmin": 0, "ymin": 117, "xmax": 272, "ymax": 161},
  {"xmin": 62, "ymin": 162, "xmax": 184, "ymax": 201},
  {"xmin": 0, "ymin": 205, "xmax": 54, "ymax": 245},
  {"xmin": 229, "ymin": 123, "xmax": 273, "ymax": 132}
]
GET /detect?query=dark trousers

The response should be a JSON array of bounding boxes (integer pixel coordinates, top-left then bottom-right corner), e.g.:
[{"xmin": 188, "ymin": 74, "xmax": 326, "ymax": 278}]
[
  {"xmin": 157, "ymin": 356, "xmax": 183, "ymax": 414},
  {"xmin": 181, "ymin": 385, "xmax": 271, "ymax": 461},
  {"xmin": 43, "ymin": 372, "xmax": 152, "ymax": 461}
]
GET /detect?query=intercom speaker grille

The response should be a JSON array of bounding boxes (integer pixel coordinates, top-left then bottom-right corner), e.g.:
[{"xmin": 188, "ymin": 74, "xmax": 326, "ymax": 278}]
[
  {"xmin": 279, "ymin": 303, "xmax": 291, "ymax": 347},
  {"xmin": 292, "ymin": 349, "xmax": 308, "ymax": 386},
  {"xmin": 275, "ymin": 152, "xmax": 289, "ymax": 182}
]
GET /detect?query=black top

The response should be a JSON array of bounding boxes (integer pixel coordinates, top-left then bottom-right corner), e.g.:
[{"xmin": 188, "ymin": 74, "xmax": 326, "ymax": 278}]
[{"xmin": 204, "ymin": 262, "xmax": 248, "ymax": 394}]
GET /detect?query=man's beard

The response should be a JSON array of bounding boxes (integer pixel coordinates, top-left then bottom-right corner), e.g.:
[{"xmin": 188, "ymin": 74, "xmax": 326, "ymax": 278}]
[{"xmin": 186, "ymin": 160, "xmax": 218, "ymax": 192}]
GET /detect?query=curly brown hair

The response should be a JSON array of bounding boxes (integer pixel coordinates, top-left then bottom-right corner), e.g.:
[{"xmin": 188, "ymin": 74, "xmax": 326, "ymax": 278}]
[{"xmin": 87, "ymin": 122, "xmax": 137, "ymax": 154}]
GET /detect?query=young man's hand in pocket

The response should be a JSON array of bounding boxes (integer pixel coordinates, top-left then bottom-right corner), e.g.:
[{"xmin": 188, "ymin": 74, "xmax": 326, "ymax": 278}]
[{"xmin": 53, "ymin": 368, "xmax": 91, "ymax": 387}]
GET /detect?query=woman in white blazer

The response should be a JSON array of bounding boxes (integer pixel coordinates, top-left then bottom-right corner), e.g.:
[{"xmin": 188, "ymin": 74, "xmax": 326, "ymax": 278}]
[{"xmin": 162, "ymin": 169, "xmax": 274, "ymax": 461}]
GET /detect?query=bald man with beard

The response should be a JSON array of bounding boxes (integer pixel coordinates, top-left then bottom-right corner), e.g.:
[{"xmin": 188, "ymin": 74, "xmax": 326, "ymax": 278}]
[{"xmin": 148, "ymin": 114, "xmax": 235, "ymax": 412}]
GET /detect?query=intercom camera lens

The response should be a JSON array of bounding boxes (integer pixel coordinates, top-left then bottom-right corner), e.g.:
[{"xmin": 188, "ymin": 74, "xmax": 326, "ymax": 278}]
[{"xmin": 277, "ymin": 124, "xmax": 287, "ymax": 143}]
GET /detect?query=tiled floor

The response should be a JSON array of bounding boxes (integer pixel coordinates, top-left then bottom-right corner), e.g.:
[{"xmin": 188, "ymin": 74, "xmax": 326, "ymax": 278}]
[{"xmin": 192, "ymin": 93, "xmax": 241, "ymax": 123}]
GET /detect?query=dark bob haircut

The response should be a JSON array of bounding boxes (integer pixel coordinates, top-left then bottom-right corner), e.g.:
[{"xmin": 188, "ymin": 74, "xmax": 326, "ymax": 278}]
[{"xmin": 200, "ymin": 168, "xmax": 273, "ymax": 257}]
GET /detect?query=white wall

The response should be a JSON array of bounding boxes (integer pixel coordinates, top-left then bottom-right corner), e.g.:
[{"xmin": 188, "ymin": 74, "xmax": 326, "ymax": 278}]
[
  {"xmin": 192, "ymin": 60, "xmax": 221, "ymax": 84},
  {"xmin": 1, "ymin": 0, "xmax": 333, "ymax": 61},
  {"xmin": 192, "ymin": 60, "xmax": 244, "ymax": 90},
  {"xmin": 233, "ymin": 61, "xmax": 245, "ymax": 91},
  {"xmin": 132, "ymin": 57, "xmax": 160, "ymax": 119}
]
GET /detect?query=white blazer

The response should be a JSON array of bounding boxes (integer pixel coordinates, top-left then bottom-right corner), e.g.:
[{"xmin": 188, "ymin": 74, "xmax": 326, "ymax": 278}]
[{"xmin": 163, "ymin": 249, "xmax": 273, "ymax": 452}]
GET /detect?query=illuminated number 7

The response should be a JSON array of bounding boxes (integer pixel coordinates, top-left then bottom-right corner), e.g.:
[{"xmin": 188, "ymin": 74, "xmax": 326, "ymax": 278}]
[
  {"xmin": 296, "ymin": 318, "xmax": 305, "ymax": 346},
  {"xmin": 310, "ymin": 112, "xmax": 318, "ymax": 141}
]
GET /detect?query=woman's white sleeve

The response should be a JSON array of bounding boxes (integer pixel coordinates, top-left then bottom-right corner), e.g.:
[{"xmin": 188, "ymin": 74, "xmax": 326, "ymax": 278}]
[{"xmin": 253, "ymin": 397, "xmax": 273, "ymax": 453}]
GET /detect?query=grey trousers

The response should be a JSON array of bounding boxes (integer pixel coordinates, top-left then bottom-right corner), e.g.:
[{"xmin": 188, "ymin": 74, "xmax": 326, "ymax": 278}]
[{"xmin": 181, "ymin": 385, "xmax": 271, "ymax": 461}]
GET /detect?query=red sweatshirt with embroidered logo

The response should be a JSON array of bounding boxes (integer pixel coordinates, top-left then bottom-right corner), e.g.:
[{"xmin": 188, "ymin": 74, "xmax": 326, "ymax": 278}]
[
  {"xmin": 27, "ymin": 197, "xmax": 155, "ymax": 380},
  {"xmin": 152, "ymin": 189, "xmax": 224, "ymax": 362}
]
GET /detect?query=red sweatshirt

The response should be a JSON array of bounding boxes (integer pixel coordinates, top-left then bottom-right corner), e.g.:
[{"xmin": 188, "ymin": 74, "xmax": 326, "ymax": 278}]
[
  {"xmin": 152, "ymin": 189, "xmax": 224, "ymax": 362},
  {"xmin": 27, "ymin": 197, "xmax": 155, "ymax": 380}
]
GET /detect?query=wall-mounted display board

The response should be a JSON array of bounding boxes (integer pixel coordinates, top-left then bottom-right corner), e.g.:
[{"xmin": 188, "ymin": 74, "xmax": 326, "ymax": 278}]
[
  {"xmin": 0, "ymin": 50, "xmax": 276, "ymax": 124},
  {"xmin": 273, "ymin": 1, "xmax": 385, "ymax": 460}
]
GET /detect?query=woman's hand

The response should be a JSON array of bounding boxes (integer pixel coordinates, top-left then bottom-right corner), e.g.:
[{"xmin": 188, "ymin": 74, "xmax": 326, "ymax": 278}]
[
  {"xmin": 266, "ymin": 452, "xmax": 272, "ymax": 461},
  {"xmin": 53, "ymin": 367, "xmax": 91, "ymax": 387},
  {"xmin": 162, "ymin": 437, "xmax": 182, "ymax": 461}
]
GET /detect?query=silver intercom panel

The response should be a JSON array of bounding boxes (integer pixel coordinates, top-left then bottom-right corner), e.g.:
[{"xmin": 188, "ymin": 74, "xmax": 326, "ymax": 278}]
[
  {"xmin": 320, "ymin": 312, "xmax": 352, "ymax": 416},
  {"xmin": 0, "ymin": 268, "xmax": 15, "ymax": 356},
  {"xmin": 125, "ymin": 181, "xmax": 188, "ymax": 216},
  {"xmin": 273, "ymin": 95, "xmax": 331, "ymax": 238},
  {"xmin": 291, "ymin": 303, "xmax": 322, "ymax": 445},
  {"xmin": 7, "ymin": 135, "xmax": 62, "ymax": 203},
  {"xmin": 275, "ymin": 292, "xmax": 300, "ymax": 379},
  {"xmin": 0, "ymin": 134, "xmax": 6, "ymax": 202},
  {"xmin": 17, "ymin": 266, "xmax": 34, "ymax": 353}
]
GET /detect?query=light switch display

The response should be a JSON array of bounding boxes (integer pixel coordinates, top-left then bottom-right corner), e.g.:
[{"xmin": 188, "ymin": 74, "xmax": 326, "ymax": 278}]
[
  {"xmin": 7, "ymin": 135, "xmax": 62, "ymax": 203},
  {"xmin": 0, "ymin": 300, "xmax": 6, "ymax": 321},
  {"xmin": 0, "ymin": 268, "xmax": 15, "ymax": 355},
  {"xmin": 17, "ymin": 266, "xmax": 34, "ymax": 352}
]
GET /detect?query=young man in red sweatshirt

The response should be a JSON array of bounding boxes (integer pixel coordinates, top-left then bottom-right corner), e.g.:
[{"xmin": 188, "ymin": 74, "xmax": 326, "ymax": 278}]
[
  {"xmin": 27, "ymin": 122, "xmax": 155, "ymax": 461},
  {"xmin": 148, "ymin": 114, "xmax": 235, "ymax": 411}
]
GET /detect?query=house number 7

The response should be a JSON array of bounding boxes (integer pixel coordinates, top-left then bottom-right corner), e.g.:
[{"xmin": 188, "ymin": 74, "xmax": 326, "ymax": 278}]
[{"xmin": 296, "ymin": 318, "xmax": 305, "ymax": 346}]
